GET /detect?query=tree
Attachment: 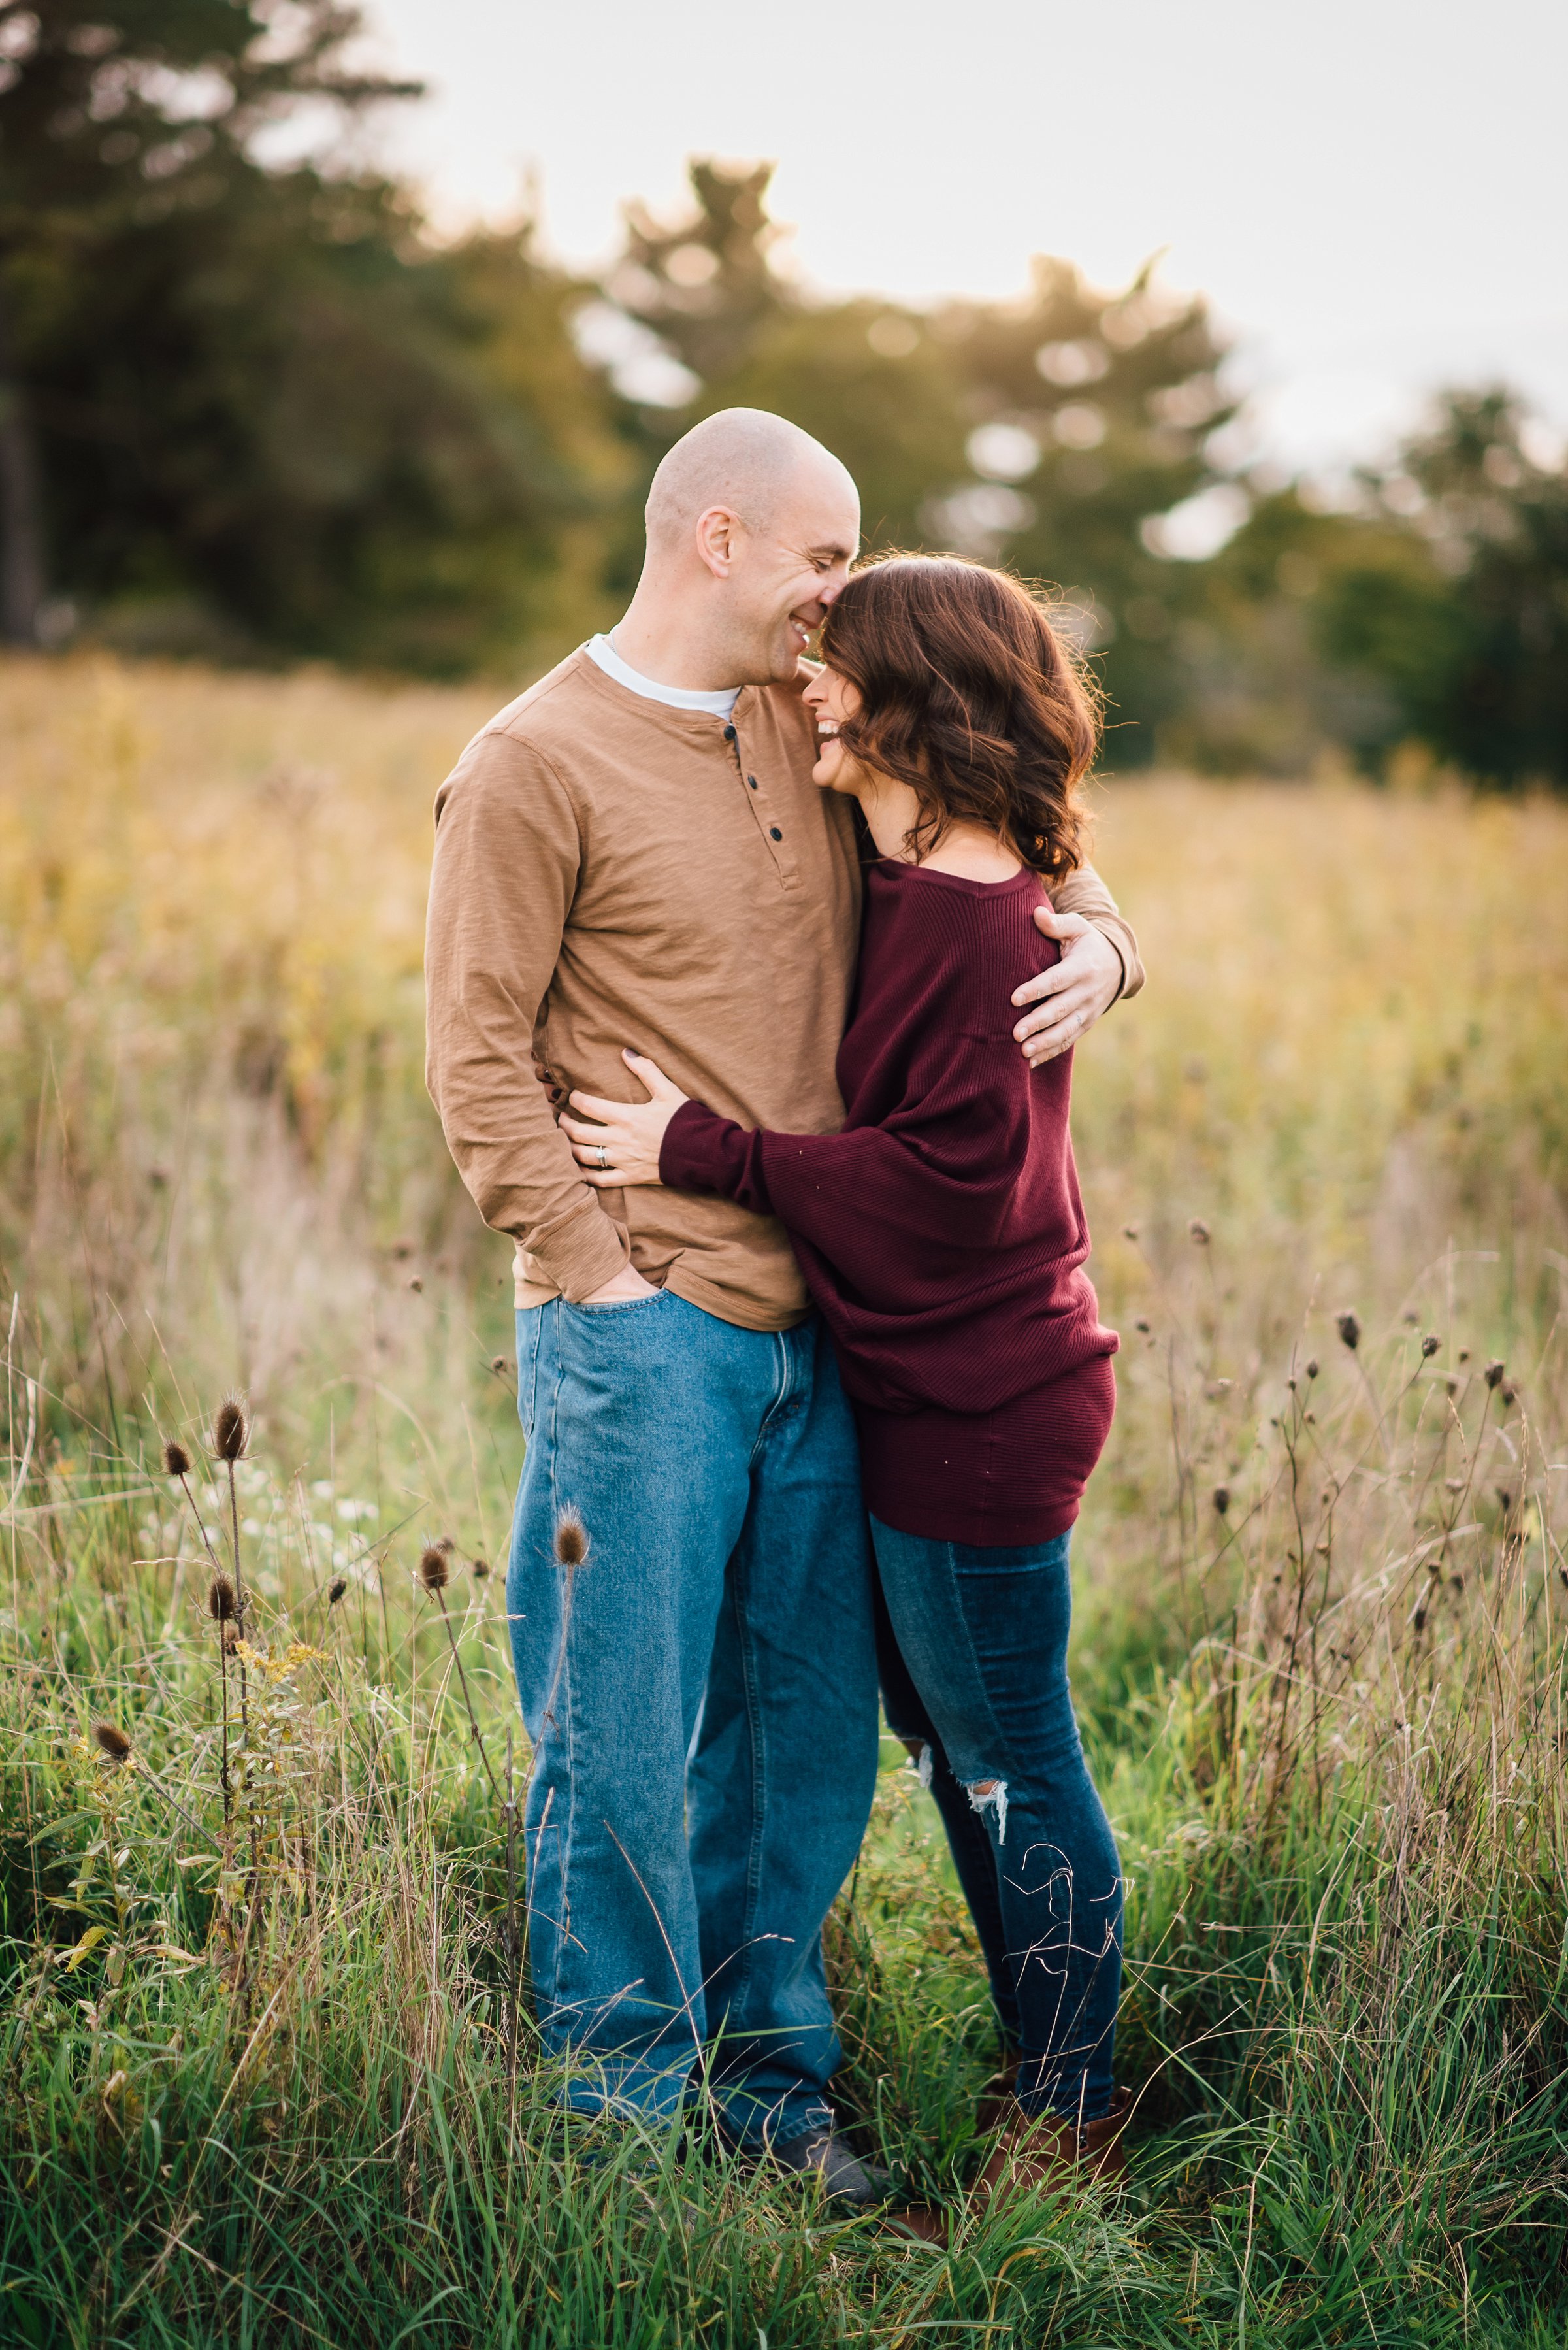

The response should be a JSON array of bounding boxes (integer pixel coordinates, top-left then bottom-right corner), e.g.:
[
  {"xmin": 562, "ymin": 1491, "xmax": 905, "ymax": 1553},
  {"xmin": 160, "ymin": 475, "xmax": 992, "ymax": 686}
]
[
  {"xmin": 931, "ymin": 257, "xmax": 1237, "ymax": 760},
  {"xmin": 600, "ymin": 163, "xmax": 1239, "ymax": 762},
  {"xmin": 1314, "ymin": 391, "xmax": 1568, "ymax": 786},
  {"xmin": 0, "ymin": 0, "xmax": 624, "ymax": 669}
]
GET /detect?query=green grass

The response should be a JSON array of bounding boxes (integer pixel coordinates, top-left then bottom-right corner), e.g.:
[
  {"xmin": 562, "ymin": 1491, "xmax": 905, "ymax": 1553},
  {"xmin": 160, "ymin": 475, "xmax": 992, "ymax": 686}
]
[
  {"xmin": 3, "ymin": 1280, "xmax": 1565, "ymax": 2347},
  {"xmin": 3, "ymin": 659, "xmax": 1568, "ymax": 2343}
]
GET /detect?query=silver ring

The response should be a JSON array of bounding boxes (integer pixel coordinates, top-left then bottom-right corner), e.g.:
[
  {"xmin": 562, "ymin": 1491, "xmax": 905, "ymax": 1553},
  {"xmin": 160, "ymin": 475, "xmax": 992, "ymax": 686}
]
[{"xmin": 596, "ymin": 1146, "xmax": 610, "ymax": 1169}]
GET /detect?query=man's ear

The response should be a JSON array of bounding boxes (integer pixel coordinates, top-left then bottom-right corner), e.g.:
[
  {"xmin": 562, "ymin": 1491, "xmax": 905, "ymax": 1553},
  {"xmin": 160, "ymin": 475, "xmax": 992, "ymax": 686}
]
[{"xmin": 693, "ymin": 505, "xmax": 742, "ymax": 580}]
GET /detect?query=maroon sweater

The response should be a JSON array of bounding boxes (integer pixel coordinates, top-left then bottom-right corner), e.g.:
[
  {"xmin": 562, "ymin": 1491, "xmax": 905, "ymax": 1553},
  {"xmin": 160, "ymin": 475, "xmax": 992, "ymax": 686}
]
[{"xmin": 660, "ymin": 859, "xmax": 1118, "ymax": 1544}]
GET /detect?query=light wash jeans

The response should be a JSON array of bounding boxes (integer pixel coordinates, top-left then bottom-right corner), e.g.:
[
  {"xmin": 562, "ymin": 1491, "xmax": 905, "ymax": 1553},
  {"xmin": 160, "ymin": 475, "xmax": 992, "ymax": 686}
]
[
  {"xmin": 508, "ymin": 1290, "xmax": 879, "ymax": 2147},
  {"xmin": 872, "ymin": 1520, "xmax": 1124, "ymax": 2124}
]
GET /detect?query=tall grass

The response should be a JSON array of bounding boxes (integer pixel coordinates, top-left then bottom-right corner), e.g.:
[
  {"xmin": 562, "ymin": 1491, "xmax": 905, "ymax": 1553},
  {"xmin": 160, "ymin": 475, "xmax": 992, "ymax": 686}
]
[{"xmin": 3, "ymin": 652, "xmax": 1567, "ymax": 2345}]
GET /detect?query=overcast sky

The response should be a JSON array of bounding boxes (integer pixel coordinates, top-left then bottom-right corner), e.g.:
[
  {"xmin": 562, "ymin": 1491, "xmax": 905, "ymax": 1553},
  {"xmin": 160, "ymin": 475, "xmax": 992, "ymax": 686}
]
[{"xmin": 353, "ymin": 0, "xmax": 1568, "ymax": 478}]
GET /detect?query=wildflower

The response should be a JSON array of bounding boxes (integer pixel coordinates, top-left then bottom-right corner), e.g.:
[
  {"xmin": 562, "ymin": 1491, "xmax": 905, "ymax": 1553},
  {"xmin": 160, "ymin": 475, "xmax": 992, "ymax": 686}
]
[
  {"xmin": 93, "ymin": 1721, "xmax": 132, "ymax": 1762},
  {"xmin": 213, "ymin": 1398, "xmax": 248, "ymax": 1461},
  {"xmin": 1484, "ymin": 1359, "xmax": 1505, "ymax": 1390},
  {"xmin": 1212, "ymin": 1485, "xmax": 1230, "ymax": 1515},
  {"xmin": 1501, "ymin": 1383, "xmax": 1516, "ymax": 1407},
  {"xmin": 327, "ymin": 1576, "xmax": 348, "ymax": 1605},
  {"xmin": 407, "ymin": 1276, "xmax": 423, "ymax": 1293},
  {"xmin": 1335, "ymin": 1311, "xmax": 1360, "ymax": 1351},
  {"xmin": 491, "ymin": 1356, "xmax": 514, "ymax": 1379},
  {"xmin": 1457, "ymin": 1348, "xmax": 1470, "ymax": 1363},
  {"xmin": 163, "ymin": 1439, "xmax": 191, "ymax": 1477},
  {"xmin": 1421, "ymin": 1334, "xmax": 1441, "ymax": 1358},
  {"xmin": 1305, "ymin": 1359, "xmax": 1318, "ymax": 1379},
  {"xmin": 1188, "ymin": 1218, "xmax": 1210, "ymax": 1245},
  {"xmin": 554, "ymin": 1510, "xmax": 589, "ymax": 1569},
  {"xmin": 418, "ymin": 1546, "xmax": 451, "ymax": 1593},
  {"xmin": 208, "ymin": 1574, "xmax": 237, "ymax": 1621}
]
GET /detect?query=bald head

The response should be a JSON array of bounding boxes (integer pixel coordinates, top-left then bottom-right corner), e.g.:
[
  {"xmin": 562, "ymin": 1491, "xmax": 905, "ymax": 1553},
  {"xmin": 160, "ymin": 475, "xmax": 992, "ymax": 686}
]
[
  {"xmin": 614, "ymin": 406, "xmax": 860, "ymax": 689},
  {"xmin": 645, "ymin": 408, "xmax": 855, "ymax": 555}
]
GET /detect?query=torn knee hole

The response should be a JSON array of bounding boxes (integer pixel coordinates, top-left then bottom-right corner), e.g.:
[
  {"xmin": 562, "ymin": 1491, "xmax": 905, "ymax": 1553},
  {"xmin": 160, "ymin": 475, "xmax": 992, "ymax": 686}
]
[{"xmin": 966, "ymin": 1776, "xmax": 1009, "ymax": 1842}]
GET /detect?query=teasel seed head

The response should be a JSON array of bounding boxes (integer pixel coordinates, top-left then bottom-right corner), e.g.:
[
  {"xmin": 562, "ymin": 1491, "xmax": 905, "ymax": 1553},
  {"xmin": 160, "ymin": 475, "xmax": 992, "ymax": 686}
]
[
  {"xmin": 208, "ymin": 1574, "xmax": 237, "ymax": 1623},
  {"xmin": 327, "ymin": 1575, "xmax": 348, "ymax": 1605},
  {"xmin": 418, "ymin": 1544, "xmax": 450, "ymax": 1593},
  {"xmin": 1501, "ymin": 1383, "xmax": 1516, "ymax": 1407},
  {"xmin": 554, "ymin": 1509, "xmax": 589, "ymax": 1569},
  {"xmin": 1212, "ymin": 1485, "xmax": 1230, "ymax": 1515},
  {"xmin": 472, "ymin": 1556, "xmax": 491, "ymax": 1580},
  {"xmin": 213, "ymin": 1398, "xmax": 248, "ymax": 1461},
  {"xmin": 1188, "ymin": 1218, "xmax": 1210, "ymax": 1245},
  {"xmin": 1484, "ymin": 1358, "xmax": 1505, "ymax": 1390},
  {"xmin": 163, "ymin": 1438, "xmax": 191, "ymax": 1478},
  {"xmin": 93, "ymin": 1721, "xmax": 132, "ymax": 1762},
  {"xmin": 1421, "ymin": 1334, "xmax": 1441, "ymax": 1358},
  {"xmin": 1335, "ymin": 1311, "xmax": 1360, "ymax": 1352}
]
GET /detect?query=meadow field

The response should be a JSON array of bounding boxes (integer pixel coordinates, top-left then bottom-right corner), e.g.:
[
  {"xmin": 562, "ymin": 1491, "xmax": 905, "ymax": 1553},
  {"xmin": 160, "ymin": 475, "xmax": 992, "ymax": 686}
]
[{"xmin": 3, "ymin": 653, "xmax": 1567, "ymax": 2347}]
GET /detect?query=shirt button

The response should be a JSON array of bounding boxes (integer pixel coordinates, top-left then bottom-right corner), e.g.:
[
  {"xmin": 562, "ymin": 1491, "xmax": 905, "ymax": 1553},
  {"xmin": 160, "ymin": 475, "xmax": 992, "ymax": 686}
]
[
  {"xmin": 747, "ymin": 775, "xmax": 759, "ymax": 789},
  {"xmin": 723, "ymin": 724, "xmax": 737, "ymax": 741},
  {"xmin": 769, "ymin": 827, "xmax": 783, "ymax": 841}
]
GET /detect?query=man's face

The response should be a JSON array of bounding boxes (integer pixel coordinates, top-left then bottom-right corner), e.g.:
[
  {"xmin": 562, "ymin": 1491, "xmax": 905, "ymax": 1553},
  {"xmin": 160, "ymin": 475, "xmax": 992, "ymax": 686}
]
[{"xmin": 717, "ymin": 461, "xmax": 860, "ymax": 684}]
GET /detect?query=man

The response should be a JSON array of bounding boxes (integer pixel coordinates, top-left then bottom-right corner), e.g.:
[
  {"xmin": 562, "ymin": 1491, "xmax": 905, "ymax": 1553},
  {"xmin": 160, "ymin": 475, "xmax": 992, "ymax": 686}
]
[{"xmin": 424, "ymin": 409, "xmax": 1142, "ymax": 2197}]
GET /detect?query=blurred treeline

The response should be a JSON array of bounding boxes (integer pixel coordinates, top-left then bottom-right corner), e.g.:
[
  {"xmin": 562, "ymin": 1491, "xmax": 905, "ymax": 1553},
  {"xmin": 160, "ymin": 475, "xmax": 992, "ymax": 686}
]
[{"xmin": 3, "ymin": 0, "xmax": 1565, "ymax": 782}]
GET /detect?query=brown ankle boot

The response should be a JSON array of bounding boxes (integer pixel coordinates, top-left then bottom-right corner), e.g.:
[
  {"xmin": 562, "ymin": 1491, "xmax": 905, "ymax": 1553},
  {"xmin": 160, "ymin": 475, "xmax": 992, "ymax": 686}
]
[
  {"xmin": 978, "ymin": 2085, "xmax": 1132, "ymax": 2199},
  {"xmin": 974, "ymin": 2054, "xmax": 1020, "ymax": 2138}
]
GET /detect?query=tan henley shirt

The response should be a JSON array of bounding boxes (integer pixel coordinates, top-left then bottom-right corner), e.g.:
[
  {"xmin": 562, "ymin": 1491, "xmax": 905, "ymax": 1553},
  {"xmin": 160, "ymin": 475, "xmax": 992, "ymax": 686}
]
[{"xmin": 424, "ymin": 648, "xmax": 1144, "ymax": 1333}]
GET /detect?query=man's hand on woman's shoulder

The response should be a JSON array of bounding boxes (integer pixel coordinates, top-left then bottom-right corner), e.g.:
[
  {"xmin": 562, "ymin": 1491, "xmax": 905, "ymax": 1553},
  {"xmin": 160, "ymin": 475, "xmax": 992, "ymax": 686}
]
[{"xmin": 1011, "ymin": 906, "xmax": 1127, "ymax": 1067}]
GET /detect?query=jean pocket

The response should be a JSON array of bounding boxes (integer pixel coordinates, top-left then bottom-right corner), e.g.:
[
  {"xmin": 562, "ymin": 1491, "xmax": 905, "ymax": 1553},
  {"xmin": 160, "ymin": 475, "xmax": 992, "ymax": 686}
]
[{"xmin": 564, "ymin": 1289, "xmax": 669, "ymax": 1316}]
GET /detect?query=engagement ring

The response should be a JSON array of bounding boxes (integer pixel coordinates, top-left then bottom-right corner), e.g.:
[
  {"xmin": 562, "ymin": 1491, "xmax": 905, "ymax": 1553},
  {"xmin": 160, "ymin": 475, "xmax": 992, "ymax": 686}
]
[{"xmin": 596, "ymin": 1146, "xmax": 610, "ymax": 1168}]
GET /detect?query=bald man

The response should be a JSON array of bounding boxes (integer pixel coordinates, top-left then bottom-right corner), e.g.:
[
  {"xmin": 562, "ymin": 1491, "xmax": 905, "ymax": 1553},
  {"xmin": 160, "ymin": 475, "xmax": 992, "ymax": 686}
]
[{"xmin": 425, "ymin": 409, "xmax": 1143, "ymax": 2201}]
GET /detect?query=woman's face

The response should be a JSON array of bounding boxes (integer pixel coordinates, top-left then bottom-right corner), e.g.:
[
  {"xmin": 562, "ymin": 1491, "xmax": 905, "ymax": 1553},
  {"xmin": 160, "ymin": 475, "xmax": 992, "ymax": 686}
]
[{"xmin": 802, "ymin": 663, "xmax": 866, "ymax": 795}]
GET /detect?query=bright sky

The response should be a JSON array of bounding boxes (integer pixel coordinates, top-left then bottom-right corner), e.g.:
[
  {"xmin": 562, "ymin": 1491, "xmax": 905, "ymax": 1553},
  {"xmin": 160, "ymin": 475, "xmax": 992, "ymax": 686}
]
[{"xmin": 353, "ymin": 0, "xmax": 1568, "ymax": 479}]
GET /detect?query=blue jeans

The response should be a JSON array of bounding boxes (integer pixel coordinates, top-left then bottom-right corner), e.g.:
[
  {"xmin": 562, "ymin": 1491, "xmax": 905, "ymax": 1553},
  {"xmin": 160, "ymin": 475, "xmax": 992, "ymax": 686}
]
[
  {"xmin": 508, "ymin": 1291, "xmax": 879, "ymax": 2147},
  {"xmin": 871, "ymin": 1519, "xmax": 1123, "ymax": 2125}
]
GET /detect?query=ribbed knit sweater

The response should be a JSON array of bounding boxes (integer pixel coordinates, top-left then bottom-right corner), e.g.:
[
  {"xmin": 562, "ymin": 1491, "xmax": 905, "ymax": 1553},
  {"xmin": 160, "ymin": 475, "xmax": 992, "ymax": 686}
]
[{"xmin": 659, "ymin": 859, "xmax": 1119, "ymax": 1545}]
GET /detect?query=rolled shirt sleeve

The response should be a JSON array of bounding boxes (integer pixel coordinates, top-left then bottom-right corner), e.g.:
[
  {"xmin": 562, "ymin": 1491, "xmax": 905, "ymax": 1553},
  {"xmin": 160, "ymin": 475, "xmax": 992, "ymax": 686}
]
[{"xmin": 1053, "ymin": 861, "xmax": 1144, "ymax": 999}]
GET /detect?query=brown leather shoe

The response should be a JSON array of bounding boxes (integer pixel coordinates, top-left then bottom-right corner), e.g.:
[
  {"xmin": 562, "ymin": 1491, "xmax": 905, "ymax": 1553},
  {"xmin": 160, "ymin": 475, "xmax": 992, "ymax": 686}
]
[
  {"xmin": 977, "ymin": 2085, "xmax": 1132, "ymax": 2200},
  {"xmin": 974, "ymin": 2054, "xmax": 1020, "ymax": 2138}
]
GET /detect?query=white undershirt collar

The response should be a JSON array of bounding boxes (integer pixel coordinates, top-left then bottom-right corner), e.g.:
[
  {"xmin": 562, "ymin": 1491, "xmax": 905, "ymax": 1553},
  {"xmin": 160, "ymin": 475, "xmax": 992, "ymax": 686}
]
[{"xmin": 586, "ymin": 633, "xmax": 742, "ymax": 720}]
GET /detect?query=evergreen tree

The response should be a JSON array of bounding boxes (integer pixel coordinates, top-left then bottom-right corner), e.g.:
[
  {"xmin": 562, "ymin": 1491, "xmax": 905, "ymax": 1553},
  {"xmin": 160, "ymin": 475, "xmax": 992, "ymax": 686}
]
[
  {"xmin": 1316, "ymin": 391, "xmax": 1568, "ymax": 785},
  {"xmin": 602, "ymin": 163, "xmax": 1238, "ymax": 761},
  {"xmin": 0, "ymin": 0, "xmax": 622, "ymax": 667}
]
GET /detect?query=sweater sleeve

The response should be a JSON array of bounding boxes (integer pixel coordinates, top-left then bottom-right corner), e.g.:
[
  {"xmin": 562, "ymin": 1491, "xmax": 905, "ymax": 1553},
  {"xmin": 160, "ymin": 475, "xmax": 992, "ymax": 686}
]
[
  {"xmin": 425, "ymin": 728, "xmax": 630, "ymax": 1301},
  {"xmin": 1053, "ymin": 861, "xmax": 1144, "ymax": 999},
  {"xmin": 660, "ymin": 1036, "xmax": 1040, "ymax": 1294}
]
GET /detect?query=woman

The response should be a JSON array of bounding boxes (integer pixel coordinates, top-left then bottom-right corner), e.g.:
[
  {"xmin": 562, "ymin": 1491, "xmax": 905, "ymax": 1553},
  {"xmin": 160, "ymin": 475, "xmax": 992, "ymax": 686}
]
[{"xmin": 561, "ymin": 554, "xmax": 1129, "ymax": 2194}]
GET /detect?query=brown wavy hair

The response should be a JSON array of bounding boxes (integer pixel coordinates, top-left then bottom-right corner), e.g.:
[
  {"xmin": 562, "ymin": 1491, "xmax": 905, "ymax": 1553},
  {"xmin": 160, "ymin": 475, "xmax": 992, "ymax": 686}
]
[{"xmin": 817, "ymin": 554, "xmax": 1098, "ymax": 880}]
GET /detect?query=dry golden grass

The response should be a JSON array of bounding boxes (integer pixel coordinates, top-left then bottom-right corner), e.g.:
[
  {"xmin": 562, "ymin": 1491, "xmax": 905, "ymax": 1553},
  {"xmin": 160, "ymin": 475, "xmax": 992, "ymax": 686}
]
[{"xmin": 3, "ymin": 653, "xmax": 1567, "ymax": 2342}]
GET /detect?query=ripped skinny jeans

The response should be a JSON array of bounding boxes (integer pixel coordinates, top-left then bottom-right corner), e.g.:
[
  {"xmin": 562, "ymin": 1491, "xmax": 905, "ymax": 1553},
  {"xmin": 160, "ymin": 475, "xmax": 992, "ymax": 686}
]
[{"xmin": 870, "ymin": 1519, "xmax": 1123, "ymax": 2125}]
